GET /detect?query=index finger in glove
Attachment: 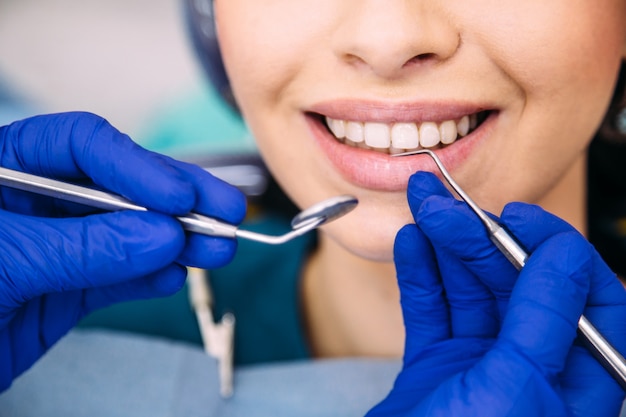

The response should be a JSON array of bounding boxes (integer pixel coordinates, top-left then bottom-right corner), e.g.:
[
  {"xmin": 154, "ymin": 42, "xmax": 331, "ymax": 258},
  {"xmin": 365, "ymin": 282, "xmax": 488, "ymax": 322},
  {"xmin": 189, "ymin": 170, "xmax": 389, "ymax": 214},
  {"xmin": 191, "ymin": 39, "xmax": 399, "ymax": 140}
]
[
  {"xmin": 1, "ymin": 112, "xmax": 246, "ymax": 218},
  {"xmin": 166, "ymin": 159, "xmax": 247, "ymax": 224}
]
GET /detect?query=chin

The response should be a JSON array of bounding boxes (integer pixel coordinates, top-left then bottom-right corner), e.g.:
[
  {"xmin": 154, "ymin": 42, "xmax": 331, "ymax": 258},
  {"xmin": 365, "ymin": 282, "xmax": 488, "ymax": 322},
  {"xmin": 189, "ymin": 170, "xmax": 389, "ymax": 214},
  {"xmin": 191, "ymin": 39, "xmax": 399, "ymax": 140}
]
[
  {"xmin": 352, "ymin": 241, "xmax": 396, "ymax": 263},
  {"xmin": 323, "ymin": 214, "xmax": 407, "ymax": 263}
]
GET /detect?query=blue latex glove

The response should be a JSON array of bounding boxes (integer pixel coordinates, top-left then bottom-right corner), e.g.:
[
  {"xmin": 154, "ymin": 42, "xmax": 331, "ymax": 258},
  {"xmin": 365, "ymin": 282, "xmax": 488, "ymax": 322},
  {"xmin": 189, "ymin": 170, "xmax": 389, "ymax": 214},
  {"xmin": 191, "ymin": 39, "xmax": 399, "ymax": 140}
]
[
  {"xmin": 0, "ymin": 112, "xmax": 246, "ymax": 392},
  {"xmin": 367, "ymin": 172, "xmax": 626, "ymax": 417}
]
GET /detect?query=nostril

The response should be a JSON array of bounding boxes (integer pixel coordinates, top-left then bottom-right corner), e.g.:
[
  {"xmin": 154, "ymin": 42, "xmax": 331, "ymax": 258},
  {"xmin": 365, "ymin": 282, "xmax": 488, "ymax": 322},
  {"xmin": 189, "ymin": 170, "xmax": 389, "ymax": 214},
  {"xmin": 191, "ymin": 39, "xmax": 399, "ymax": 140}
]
[
  {"xmin": 415, "ymin": 53, "xmax": 438, "ymax": 61},
  {"xmin": 404, "ymin": 53, "xmax": 438, "ymax": 68}
]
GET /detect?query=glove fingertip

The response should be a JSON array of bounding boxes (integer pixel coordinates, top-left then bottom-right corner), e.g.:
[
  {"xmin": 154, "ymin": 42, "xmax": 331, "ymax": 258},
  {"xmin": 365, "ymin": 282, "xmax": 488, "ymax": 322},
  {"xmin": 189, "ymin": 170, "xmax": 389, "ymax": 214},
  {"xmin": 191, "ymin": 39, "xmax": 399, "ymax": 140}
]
[
  {"xmin": 415, "ymin": 196, "xmax": 479, "ymax": 249},
  {"xmin": 394, "ymin": 223, "xmax": 438, "ymax": 286},
  {"xmin": 501, "ymin": 202, "xmax": 574, "ymax": 251},
  {"xmin": 407, "ymin": 171, "xmax": 452, "ymax": 209},
  {"xmin": 177, "ymin": 235, "xmax": 239, "ymax": 270},
  {"xmin": 149, "ymin": 264, "xmax": 188, "ymax": 296},
  {"xmin": 408, "ymin": 171, "xmax": 449, "ymax": 194},
  {"xmin": 394, "ymin": 224, "xmax": 424, "ymax": 266},
  {"xmin": 210, "ymin": 178, "xmax": 247, "ymax": 224},
  {"xmin": 171, "ymin": 161, "xmax": 248, "ymax": 224}
]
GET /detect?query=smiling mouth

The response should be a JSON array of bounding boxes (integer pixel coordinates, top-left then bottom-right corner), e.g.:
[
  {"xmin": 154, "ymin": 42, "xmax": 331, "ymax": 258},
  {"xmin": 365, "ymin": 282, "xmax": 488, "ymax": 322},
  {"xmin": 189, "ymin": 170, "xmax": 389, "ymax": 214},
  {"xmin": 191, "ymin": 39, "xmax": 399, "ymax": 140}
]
[{"xmin": 320, "ymin": 111, "xmax": 491, "ymax": 154}]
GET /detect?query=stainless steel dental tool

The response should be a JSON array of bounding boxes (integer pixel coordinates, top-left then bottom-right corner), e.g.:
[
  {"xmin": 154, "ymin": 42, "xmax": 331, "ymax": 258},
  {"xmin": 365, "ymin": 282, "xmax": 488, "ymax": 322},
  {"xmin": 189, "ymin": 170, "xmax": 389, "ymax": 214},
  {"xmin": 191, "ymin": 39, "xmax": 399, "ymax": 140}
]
[
  {"xmin": 0, "ymin": 166, "xmax": 358, "ymax": 245},
  {"xmin": 394, "ymin": 148, "xmax": 626, "ymax": 390}
]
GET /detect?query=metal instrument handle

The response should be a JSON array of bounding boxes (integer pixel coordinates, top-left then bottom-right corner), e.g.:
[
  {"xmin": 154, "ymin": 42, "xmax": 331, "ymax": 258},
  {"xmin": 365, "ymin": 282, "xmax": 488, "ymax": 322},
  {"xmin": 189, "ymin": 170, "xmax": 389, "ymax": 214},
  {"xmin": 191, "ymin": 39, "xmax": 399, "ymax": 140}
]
[{"xmin": 0, "ymin": 166, "xmax": 238, "ymax": 238}]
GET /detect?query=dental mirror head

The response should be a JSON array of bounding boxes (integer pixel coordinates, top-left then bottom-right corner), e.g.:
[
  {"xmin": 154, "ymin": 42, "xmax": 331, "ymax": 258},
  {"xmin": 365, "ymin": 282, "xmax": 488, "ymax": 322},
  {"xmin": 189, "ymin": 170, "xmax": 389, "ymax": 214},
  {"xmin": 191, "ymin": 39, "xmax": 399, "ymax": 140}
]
[
  {"xmin": 234, "ymin": 195, "xmax": 358, "ymax": 245},
  {"xmin": 291, "ymin": 195, "xmax": 359, "ymax": 230}
]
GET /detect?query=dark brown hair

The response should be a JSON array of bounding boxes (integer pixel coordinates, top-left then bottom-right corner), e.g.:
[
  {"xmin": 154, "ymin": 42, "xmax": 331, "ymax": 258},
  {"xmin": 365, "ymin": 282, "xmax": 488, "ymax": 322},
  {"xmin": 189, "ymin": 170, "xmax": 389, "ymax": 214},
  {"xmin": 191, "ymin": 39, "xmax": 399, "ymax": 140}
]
[{"xmin": 587, "ymin": 61, "xmax": 626, "ymax": 276}]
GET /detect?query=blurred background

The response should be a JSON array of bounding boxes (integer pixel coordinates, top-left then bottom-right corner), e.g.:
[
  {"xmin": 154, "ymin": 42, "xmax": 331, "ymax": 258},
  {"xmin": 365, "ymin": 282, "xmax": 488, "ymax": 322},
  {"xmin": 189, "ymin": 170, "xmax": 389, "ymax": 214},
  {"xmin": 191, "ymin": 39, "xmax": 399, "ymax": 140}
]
[
  {"xmin": 0, "ymin": 0, "xmax": 277, "ymax": 345},
  {"xmin": 0, "ymin": 0, "xmax": 253, "ymax": 157}
]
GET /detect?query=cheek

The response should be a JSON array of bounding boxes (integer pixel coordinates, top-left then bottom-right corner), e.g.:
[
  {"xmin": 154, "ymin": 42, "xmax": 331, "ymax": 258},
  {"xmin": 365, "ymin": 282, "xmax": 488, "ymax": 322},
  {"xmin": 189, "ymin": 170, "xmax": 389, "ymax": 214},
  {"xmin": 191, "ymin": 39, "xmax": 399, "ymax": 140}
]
[
  {"xmin": 463, "ymin": 2, "xmax": 625, "ymax": 205},
  {"xmin": 490, "ymin": 3, "xmax": 625, "ymax": 95},
  {"xmin": 459, "ymin": 1, "xmax": 625, "ymax": 106},
  {"xmin": 215, "ymin": 2, "xmax": 323, "ymax": 114}
]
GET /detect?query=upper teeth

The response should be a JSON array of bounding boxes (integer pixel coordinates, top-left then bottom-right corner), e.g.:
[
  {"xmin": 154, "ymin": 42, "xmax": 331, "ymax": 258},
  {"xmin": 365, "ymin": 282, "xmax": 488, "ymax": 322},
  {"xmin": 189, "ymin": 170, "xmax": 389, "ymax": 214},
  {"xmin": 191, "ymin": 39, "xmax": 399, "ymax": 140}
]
[{"xmin": 325, "ymin": 114, "xmax": 478, "ymax": 153}]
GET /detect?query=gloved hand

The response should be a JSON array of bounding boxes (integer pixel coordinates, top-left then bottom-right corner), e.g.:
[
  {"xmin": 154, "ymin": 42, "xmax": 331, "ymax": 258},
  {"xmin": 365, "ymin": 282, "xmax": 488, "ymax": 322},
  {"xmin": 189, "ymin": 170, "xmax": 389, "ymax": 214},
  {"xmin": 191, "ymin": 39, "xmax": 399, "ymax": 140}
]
[
  {"xmin": 367, "ymin": 172, "xmax": 626, "ymax": 417},
  {"xmin": 0, "ymin": 112, "xmax": 246, "ymax": 392}
]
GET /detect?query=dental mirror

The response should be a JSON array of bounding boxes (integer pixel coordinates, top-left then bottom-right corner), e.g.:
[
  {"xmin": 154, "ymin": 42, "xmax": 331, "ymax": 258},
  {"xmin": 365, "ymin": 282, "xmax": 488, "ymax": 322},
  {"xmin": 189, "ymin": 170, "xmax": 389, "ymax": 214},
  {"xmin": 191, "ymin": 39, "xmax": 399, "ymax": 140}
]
[
  {"xmin": 235, "ymin": 195, "xmax": 358, "ymax": 245},
  {"xmin": 291, "ymin": 195, "xmax": 359, "ymax": 229},
  {"xmin": 0, "ymin": 166, "xmax": 358, "ymax": 246}
]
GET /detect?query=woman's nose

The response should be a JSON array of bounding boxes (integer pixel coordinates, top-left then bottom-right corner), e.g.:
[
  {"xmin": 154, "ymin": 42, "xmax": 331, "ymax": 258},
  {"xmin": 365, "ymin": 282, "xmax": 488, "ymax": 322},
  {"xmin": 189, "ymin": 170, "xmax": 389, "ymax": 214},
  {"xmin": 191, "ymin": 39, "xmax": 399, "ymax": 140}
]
[{"xmin": 332, "ymin": 2, "xmax": 460, "ymax": 79}]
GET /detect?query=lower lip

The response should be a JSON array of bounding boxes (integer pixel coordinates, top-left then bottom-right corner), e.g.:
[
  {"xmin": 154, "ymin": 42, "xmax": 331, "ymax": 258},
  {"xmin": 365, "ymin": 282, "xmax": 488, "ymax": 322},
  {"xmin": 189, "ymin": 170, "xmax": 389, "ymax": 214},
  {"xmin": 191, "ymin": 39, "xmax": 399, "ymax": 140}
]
[{"xmin": 305, "ymin": 113, "xmax": 496, "ymax": 191}]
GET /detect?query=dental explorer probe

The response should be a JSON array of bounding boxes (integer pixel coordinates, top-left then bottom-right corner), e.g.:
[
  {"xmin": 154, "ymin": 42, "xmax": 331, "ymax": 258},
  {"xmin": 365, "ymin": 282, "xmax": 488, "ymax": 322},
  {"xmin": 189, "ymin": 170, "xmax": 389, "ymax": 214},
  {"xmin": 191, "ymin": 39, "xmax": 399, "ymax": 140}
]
[
  {"xmin": 0, "ymin": 166, "xmax": 358, "ymax": 245},
  {"xmin": 394, "ymin": 148, "xmax": 626, "ymax": 390}
]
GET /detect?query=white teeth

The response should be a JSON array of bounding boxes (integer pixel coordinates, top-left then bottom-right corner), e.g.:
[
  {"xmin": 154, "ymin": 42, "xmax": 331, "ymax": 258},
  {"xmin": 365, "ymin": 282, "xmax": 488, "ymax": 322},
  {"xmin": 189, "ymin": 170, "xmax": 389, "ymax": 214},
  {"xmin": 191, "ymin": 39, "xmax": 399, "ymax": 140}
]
[
  {"xmin": 325, "ymin": 113, "xmax": 482, "ymax": 152},
  {"xmin": 457, "ymin": 115, "xmax": 470, "ymax": 137},
  {"xmin": 325, "ymin": 117, "xmax": 346, "ymax": 139},
  {"xmin": 439, "ymin": 120, "xmax": 457, "ymax": 145},
  {"xmin": 364, "ymin": 123, "xmax": 391, "ymax": 148},
  {"xmin": 391, "ymin": 123, "xmax": 419, "ymax": 149},
  {"xmin": 346, "ymin": 121, "xmax": 364, "ymax": 143},
  {"xmin": 419, "ymin": 122, "xmax": 440, "ymax": 148}
]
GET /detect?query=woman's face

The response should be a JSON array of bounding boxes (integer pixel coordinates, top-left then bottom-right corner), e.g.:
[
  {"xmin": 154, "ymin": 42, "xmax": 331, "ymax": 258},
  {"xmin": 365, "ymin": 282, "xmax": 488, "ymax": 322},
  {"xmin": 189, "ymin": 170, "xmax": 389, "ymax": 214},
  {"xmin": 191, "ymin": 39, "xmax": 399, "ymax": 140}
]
[{"xmin": 214, "ymin": 1, "xmax": 626, "ymax": 262}]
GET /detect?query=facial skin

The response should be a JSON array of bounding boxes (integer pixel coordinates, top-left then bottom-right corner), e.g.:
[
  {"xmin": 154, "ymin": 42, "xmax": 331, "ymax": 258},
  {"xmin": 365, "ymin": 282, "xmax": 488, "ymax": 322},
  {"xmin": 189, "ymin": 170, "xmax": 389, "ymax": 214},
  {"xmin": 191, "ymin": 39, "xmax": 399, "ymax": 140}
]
[
  {"xmin": 215, "ymin": 1, "xmax": 626, "ymax": 262},
  {"xmin": 214, "ymin": 1, "xmax": 626, "ymax": 356}
]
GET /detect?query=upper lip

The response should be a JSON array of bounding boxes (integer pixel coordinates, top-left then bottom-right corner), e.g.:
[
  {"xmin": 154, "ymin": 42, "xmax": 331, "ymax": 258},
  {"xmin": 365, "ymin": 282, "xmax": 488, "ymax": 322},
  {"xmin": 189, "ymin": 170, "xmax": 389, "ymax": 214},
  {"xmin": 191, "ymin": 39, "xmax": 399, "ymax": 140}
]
[{"xmin": 308, "ymin": 99, "xmax": 493, "ymax": 123}]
